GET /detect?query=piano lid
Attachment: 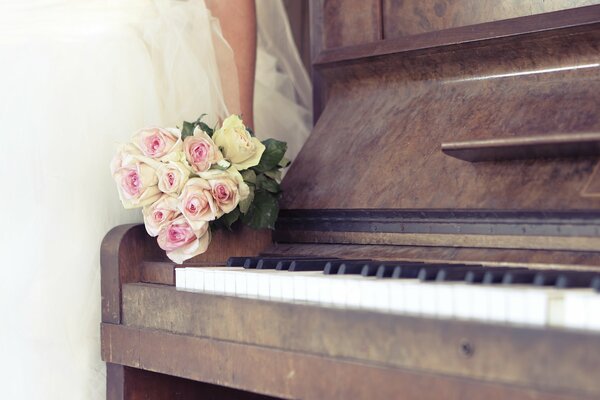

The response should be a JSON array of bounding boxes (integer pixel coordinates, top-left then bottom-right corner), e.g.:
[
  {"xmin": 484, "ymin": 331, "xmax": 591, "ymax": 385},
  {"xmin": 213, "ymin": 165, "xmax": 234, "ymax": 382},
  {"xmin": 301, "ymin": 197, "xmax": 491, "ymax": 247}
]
[{"xmin": 280, "ymin": 5, "xmax": 600, "ymax": 212}]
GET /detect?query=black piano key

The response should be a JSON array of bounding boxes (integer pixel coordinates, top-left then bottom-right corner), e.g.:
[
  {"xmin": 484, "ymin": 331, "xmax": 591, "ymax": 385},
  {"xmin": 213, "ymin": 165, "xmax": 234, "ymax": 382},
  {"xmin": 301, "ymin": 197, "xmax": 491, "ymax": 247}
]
[
  {"xmin": 392, "ymin": 265, "xmax": 424, "ymax": 279},
  {"xmin": 288, "ymin": 259, "xmax": 338, "ymax": 271},
  {"xmin": 360, "ymin": 263, "xmax": 381, "ymax": 277},
  {"xmin": 226, "ymin": 257, "xmax": 249, "ymax": 267},
  {"xmin": 501, "ymin": 270, "xmax": 539, "ymax": 285},
  {"xmin": 435, "ymin": 266, "xmax": 489, "ymax": 282},
  {"xmin": 417, "ymin": 264, "xmax": 472, "ymax": 281},
  {"xmin": 532, "ymin": 271, "xmax": 562, "ymax": 286},
  {"xmin": 556, "ymin": 272, "xmax": 600, "ymax": 288},
  {"xmin": 323, "ymin": 260, "xmax": 371, "ymax": 275},
  {"xmin": 338, "ymin": 262, "xmax": 371, "ymax": 275},
  {"xmin": 592, "ymin": 276, "xmax": 600, "ymax": 292},
  {"xmin": 256, "ymin": 259, "xmax": 282, "ymax": 269},
  {"xmin": 375, "ymin": 265, "xmax": 396, "ymax": 278}
]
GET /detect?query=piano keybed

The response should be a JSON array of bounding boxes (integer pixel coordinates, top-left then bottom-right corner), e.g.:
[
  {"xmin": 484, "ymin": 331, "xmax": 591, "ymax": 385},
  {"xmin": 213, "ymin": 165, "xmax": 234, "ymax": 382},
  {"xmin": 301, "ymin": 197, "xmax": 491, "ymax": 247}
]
[{"xmin": 176, "ymin": 257, "xmax": 600, "ymax": 331}]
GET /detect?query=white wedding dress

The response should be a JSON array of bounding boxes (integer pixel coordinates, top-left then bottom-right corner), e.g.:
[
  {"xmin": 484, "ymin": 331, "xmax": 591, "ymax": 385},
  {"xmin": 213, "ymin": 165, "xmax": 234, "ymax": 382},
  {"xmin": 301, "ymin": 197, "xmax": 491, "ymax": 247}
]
[{"xmin": 0, "ymin": 1, "xmax": 311, "ymax": 398}]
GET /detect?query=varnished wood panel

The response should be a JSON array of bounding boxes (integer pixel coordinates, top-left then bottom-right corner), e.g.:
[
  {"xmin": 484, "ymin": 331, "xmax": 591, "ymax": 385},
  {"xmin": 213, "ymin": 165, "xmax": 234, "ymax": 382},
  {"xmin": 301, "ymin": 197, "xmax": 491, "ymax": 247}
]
[
  {"xmin": 264, "ymin": 242, "xmax": 600, "ymax": 269},
  {"xmin": 107, "ymin": 363, "xmax": 276, "ymax": 400},
  {"xmin": 383, "ymin": 0, "xmax": 600, "ymax": 38},
  {"xmin": 101, "ymin": 224, "xmax": 271, "ymax": 323},
  {"xmin": 121, "ymin": 284, "xmax": 600, "ymax": 397},
  {"xmin": 282, "ymin": 28, "xmax": 600, "ymax": 210},
  {"xmin": 320, "ymin": 0, "xmax": 382, "ymax": 49},
  {"xmin": 102, "ymin": 323, "xmax": 593, "ymax": 400}
]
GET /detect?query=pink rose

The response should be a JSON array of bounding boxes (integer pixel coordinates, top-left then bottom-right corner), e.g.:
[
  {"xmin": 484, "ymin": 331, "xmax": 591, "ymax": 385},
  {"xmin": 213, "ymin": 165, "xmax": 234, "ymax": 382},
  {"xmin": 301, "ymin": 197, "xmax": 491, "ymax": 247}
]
[
  {"xmin": 112, "ymin": 155, "xmax": 161, "ymax": 209},
  {"xmin": 157, "ymin": 216, "xmax": 210, "ymax": 264},
  {"xmin": 183, "ymin": 127, "xmax": 223, "ymax": 173},
  {"xmin": 179, "ymin": 178, "xmax": 218, "ymax": 231},
  {"xmin": 132, "ymin": 127, "xmax": 182, "ymax": 160},
  {"xmin": 157, "ymin": 161, "xmax": 191, "ymax": 194},
  {"xmin": 110, "ymin": 143, "xmax": 141, "ymax": 175},
  {"xmin": 200, "ymin": 169, "xmax": 249, "ymax": 216},
  {"xmin": 142, "ymin": 195, "xmax": 180, "ymax": 237}
]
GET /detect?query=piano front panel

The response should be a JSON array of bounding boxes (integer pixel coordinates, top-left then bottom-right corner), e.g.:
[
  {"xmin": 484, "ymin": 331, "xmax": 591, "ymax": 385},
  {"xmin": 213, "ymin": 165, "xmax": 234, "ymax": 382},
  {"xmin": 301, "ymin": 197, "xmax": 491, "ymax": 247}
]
[
  {"xmin": 283, "ymin": 25, "xmax": 600, "ymax": 210},
  {"xmin": 119, "ymin": 282, "xmax": 600, "ymax": 398},
  {"xmin": 383, "ymin": 1, "xmax": 600, "ymax": 37}
]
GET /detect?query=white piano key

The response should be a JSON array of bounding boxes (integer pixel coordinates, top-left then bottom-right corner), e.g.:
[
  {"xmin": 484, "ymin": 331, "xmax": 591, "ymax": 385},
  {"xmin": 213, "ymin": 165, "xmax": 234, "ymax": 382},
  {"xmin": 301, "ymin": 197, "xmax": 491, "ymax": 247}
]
[
  {"xmin": 280, "ymin": 274, "xmax": 296, "ymax": 301},
  {"xmin": 388, "ymin": 280, "xmax": 406, "ymax": 314},
  {"xmin": 175, "ymin": 267, "xmax": 186, "ymax": 289},
  {"xmin": 419, "ymin": 283, "xmax": 438, "ymax": 316},
  {"xmin": 374, "ymin": 281, "xmax": 391, "ymax": 312},
  {"xmin": 269, "ymin": 273, "xmax": 284, "ymax": 300},
  {"xmin": 235, "ymin": 271, "xmax": 248, "ymax": 296},
  {"xmin": 434, "ymin": 283, "xmax": 454, "ymax": 318},
  {"xmin": 246, "ymin": 272, "xmax": 259, "ymax": 297},
  {"xmin": 223, "ymin": 270, "xmax": 237, "ymax": 295},
  {"xmin": 453, "ymin": 284, "xmax": 474, "ymax": 320},
  {"xmin": 324, "ymin": 278, "xmax": 342, "ymax": 307},
  {"xmin": 214, "ymin": 270, "xmax": 226, "ymax": 294},
  {"xmin": 564, "ymin": 290, "xmax": 595, "ymax": 330},
  {"xmin": 359, "ymin": 279, "xmax": 381, "ymax": 310},
  {"xmin": 344, "ymin": 278, "xmax": 361, "ymax": 309},
  {"xmin": 402, "ymin": 280, "xmax": 422, "ymax": 315},
  {"xmin": 203, "ymin": 269, "xmax": 215, "ymax": 293},
  {"xmin": 487, "ymin": 286, "xmax": 508, "ymax": 323},
  {"xmin": 470, "ymin": 286, "xmax": 489, "ymax": 321},
  {"xmin": 305, "ymin": 275, "xmax": 322, "ymax": 304},
  {"xmin": 586, "ymin": 294, "xmax": 600, "ymax": 331}
]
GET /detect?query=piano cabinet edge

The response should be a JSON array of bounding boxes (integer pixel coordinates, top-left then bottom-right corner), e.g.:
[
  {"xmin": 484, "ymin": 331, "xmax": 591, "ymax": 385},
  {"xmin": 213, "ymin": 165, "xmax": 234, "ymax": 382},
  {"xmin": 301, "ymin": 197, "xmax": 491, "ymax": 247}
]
[
  {"xmin": 101, "ymin": 322, "xmax": 596, "ymax": 400},
  {"xmin": 100, "ymin": 223, "xmax": 272, "ymax": 324}
]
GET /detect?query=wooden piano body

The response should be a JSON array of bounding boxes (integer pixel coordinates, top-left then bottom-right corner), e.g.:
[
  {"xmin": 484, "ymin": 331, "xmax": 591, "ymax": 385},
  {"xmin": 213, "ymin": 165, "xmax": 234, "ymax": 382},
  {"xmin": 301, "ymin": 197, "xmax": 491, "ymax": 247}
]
[{"xmin": 101, "ymin": 1, "xmax": 600, "ymax": 399}]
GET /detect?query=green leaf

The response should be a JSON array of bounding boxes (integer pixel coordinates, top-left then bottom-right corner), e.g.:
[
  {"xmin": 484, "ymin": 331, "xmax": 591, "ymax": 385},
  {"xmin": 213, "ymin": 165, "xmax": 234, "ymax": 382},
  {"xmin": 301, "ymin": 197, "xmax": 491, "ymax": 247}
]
[
  {"xmin": 252, "ymin": 139, "xmax": 287, "ymax": 173},
  {"xmin": 264, "ymin": 169, "xmax": 282, "ymax": 182},
  {"xmin": 256, "ymin": 174, "xmax": 280, "ymax": 193},
  {"xmin": 219, "ymin": 207, "xmax": 241, "ymax": 230},
  {"xmin": 239, "ymin": 185, "xmax": 255, "ymax": 214},
  {"xmin": 241, "ymin": 190, "xmax": 279, "ymax": 230},
  {"xmin": 196, "ymin": 121, "xmax": 214, "ymax": 136},
  {"xmin": 181, "ymin": 121, "xmax": 195, "ymax": 140},
  {"xmin": 278, "ymin": 157, "xmax": 291, "ymax": 168},
  {"xmin": 241, "ymin": 169, "xmax": 257, "ymax": 185}
]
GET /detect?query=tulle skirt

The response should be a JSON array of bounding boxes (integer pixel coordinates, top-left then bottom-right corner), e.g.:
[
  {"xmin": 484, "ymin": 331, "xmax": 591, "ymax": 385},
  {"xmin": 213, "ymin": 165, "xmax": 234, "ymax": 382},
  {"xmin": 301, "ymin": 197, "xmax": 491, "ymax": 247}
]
[{"xmin": 0, "ymin": 1, "xmax": 310, "ymax": 398}]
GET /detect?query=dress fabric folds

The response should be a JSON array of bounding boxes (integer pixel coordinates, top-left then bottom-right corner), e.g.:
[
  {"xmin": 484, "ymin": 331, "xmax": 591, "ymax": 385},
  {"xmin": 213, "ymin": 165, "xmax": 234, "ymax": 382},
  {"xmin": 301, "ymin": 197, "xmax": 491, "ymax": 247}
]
[{"xmin": 0, "ymin": 1, "xmax": 310, "ymax": 398}]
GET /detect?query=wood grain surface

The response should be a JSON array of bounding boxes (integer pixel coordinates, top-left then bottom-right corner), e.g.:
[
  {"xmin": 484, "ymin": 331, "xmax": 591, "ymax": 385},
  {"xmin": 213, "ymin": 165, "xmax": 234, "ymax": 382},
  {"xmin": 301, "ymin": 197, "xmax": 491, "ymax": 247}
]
[
  {"xmin": 102, "ymin": 322, "xmax": 595, "ymax": 400},
  {"xmin": 383, "ymin": 0, "xmax": 600, "ymax": 38},
  {"xmin": 283, "ymin": 28, "xmax": 600, "ymax": 210}
]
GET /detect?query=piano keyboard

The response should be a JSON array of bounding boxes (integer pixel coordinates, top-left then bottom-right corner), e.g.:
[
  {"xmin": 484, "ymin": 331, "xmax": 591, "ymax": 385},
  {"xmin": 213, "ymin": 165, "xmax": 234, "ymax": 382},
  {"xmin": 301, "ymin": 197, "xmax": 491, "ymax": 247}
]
[{"xmin": 175, "ymin": 257, "xmax": 600, "ymax": 331}]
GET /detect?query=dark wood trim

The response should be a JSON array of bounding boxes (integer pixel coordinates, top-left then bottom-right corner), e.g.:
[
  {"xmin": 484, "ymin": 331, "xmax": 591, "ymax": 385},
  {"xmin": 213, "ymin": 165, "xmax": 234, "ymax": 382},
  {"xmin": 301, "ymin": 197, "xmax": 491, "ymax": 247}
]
[
  {"xmin": 101, "ymin": 322, "xmax": 594, "ymax": 400},
  {"xmin": 276, "ymin": 209, "xmax": 600, "ymax": 237},
  {"xmin": 313, "ymin": 5, "xmax": 600, "ymax": 66},
  {"xmin": 442, "ymin": 133, "xmax": 600, "ymax": 162}
]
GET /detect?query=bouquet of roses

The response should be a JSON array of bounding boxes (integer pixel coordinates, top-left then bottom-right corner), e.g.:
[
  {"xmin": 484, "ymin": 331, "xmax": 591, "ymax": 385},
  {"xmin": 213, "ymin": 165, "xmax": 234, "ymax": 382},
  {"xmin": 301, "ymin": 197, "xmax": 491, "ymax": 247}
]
[{"xmin": 110, "ymin": 114, "xmax": 288, "ymax": 263}]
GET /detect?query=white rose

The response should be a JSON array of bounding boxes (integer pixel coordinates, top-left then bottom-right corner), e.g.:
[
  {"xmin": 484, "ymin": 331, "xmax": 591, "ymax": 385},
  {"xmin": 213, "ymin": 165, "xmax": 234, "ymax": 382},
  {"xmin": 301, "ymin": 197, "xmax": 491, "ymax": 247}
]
[{"xmin": 212, "ymin": 115, "xmax": 265, "ymax": 170}]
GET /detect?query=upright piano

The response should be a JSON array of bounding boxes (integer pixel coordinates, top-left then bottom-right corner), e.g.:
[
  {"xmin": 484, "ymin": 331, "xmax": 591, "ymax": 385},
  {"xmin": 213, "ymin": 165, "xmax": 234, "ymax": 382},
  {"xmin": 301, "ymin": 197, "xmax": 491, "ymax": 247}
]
[{"xmin": 101, "ymin": 1, "xmax": 600, "ymax": 399}]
